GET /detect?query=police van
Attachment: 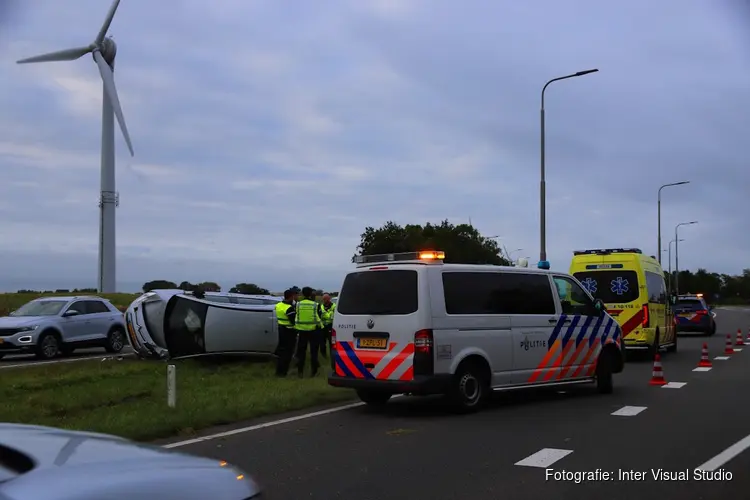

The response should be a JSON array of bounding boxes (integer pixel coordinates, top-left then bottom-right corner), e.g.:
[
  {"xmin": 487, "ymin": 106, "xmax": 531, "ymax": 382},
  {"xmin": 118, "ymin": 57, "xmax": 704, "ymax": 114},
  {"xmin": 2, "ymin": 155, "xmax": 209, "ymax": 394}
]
[
  {"xmin": 328, "ymin": 251, "xmax": 624, "ymax": 412},
  {"xmin": 569, "ymin": 248, "xmax": 675, "ymax": 356}
]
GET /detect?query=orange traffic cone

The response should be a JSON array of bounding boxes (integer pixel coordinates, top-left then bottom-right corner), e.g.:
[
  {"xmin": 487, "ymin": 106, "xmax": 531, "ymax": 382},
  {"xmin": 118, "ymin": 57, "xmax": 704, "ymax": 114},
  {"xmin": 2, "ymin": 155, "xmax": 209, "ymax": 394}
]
[
  {"xmin": 725, "ymin": 334, "xmax": 734, "ymax": 355},
  {"xmin": 737, "ymin": 329, "xmax": 746, "ymax": 346},
  {"xmin": 698, "ymin": 343, "xmax": 712, "ymax": 368},
  {"xmin": 649, "ymin": 353, "xmax": 667, "ymax": 386}
]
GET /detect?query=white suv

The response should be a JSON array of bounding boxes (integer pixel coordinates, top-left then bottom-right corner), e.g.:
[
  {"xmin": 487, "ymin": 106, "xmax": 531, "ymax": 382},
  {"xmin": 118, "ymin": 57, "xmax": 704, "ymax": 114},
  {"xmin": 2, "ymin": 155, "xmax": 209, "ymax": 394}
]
[{"xmin": 328, "ymin": 251, "xmax": 624, "ymax": 412}]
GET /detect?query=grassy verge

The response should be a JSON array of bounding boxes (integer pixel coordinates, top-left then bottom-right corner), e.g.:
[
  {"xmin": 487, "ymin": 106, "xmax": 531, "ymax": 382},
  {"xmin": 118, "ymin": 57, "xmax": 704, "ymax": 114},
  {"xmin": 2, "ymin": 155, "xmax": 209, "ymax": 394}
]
[
  {"xmin": 0, "ymin": 292, "xmax": 139, "ymax": 315},
  {"xmin": 1, "ymin": 357, "xmax": 355, "ymax": 441}
]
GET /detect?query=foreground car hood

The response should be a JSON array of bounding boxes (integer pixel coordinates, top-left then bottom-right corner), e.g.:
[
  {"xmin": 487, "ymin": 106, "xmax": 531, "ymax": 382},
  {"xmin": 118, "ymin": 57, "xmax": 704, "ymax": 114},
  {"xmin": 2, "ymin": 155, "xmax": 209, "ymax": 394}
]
[
  {"xmin": 0, "ymin": 316, "xmax": 46, "ymax": 328},
  {"xmin": 0, "ymin": 424, "xmax": 261, "ymax": 500}
]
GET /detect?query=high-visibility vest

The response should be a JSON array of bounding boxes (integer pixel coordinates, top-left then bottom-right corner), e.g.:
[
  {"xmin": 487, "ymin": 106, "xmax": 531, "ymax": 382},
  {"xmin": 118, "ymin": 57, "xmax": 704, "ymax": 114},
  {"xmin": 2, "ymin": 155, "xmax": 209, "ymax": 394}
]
[
  {"xmin": 320, "ymin": 302, "xmax": 336, "ymax": 326},
  {"xmin": 275, "ymin": 301, "xmax": 293, "ymax": 327},
  {"xmin": 295, "ymin": 299, "xmax": 321, "ymax": 331}
]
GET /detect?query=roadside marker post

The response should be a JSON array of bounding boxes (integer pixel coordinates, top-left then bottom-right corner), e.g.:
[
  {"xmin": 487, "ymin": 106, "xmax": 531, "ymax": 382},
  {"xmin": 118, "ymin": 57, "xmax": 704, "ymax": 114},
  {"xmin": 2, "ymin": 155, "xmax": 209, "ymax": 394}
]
[{"xmin": 167, "ymin": 364, "xmax": 176, "ymax": 408}]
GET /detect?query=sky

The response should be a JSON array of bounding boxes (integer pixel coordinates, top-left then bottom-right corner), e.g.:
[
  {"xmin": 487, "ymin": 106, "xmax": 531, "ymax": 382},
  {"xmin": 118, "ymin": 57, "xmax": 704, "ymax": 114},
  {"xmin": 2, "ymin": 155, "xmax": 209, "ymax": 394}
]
[{"xmin": 0, "ymin": 0, "xmax": 748, "ymax": 293}]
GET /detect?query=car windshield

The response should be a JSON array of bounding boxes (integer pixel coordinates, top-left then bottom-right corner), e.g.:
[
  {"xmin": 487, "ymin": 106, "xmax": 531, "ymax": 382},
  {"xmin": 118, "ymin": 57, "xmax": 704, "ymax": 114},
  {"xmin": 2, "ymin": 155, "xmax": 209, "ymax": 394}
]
[
  {"xmin": 676, "ymin": 299, "xmax": 705, "ymax": 311},
  {"xmin": 9, "ymin": 300, "xmax": 68, "ymax": 317}
]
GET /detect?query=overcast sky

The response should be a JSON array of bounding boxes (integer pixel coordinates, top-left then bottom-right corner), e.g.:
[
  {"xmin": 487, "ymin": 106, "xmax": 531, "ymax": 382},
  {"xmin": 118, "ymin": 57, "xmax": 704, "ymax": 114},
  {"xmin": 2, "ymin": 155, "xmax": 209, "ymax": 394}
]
[{"xmin": 0, "ymin": 0, "xmax": 748, "ymax": 293}]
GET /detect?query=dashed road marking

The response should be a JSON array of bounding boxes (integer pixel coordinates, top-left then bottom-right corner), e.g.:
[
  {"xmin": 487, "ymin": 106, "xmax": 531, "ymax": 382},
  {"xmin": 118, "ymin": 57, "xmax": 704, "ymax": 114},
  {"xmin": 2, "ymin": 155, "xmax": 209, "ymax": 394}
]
[
  {"xmin": 734, "ymin": 348, "xmax": 743, "ymax": 352},
  {"xmin": 692, "ymin": 367, "xmax": 712, "ymax": 372},
  {"xmin": 714, "ymin": 356, "xmax": 730, "ymax": 361},
  {"xmin": 696, "ymin": 434, "xmax": 750, "ymax": 471},
  {"xmin": 515, "ymin": 448, "xmax": 573, "ymax": 468},
  {"xmin": 611, "ymin": 406, "xmax": 647, "ymax": 417},
  {"xmin": 661, "ymin": 382, "xmax": 687, "ymax": 389}
]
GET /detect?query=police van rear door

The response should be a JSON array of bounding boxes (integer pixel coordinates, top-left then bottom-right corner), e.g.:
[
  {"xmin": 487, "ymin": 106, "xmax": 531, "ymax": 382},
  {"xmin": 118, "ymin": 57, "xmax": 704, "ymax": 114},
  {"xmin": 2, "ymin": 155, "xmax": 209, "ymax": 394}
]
[{"xmin": 333, "ymin": 265, "xmax": 424, "ymax": 382}]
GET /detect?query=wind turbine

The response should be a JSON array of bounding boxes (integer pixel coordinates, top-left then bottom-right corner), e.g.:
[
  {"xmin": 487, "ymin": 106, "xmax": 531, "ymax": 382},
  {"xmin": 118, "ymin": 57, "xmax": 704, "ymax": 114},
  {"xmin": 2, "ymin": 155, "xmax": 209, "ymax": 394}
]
[{"xmin": 17, "ymin": 0, "xmax": 134, "ymax": 293}]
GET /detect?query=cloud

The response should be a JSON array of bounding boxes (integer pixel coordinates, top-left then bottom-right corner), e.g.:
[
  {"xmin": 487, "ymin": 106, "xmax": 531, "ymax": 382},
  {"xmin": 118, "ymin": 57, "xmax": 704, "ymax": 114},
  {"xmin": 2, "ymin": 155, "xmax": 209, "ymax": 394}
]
[{"xmin": 0, "ymin": 0, "xmax": 747, "ymax": 293}]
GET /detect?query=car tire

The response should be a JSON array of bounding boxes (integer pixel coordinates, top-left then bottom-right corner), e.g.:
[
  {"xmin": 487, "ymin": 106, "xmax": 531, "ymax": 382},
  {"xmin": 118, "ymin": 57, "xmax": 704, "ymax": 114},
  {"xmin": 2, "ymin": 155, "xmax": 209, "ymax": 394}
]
[
  {"xmin": 36, "ymin": 331, "xmax": 60, "ymax": 360},
  {"xmin": 356, "ymin": 389, "xmax": 392, "ymax": 407},
  {"xmin": 448, "ymin": 361, "xmax": 488, "ymax": 413},
  {"xmin": 105, "ymin": 327, "xmax": 126, "ymax": 353},
  {"xmin": 596, "ymin": 355, "xmax": 614, "ymax": 394},
  {"xmin": 708, "ymin": 323, "xmax": 716, "ymax": 336}
]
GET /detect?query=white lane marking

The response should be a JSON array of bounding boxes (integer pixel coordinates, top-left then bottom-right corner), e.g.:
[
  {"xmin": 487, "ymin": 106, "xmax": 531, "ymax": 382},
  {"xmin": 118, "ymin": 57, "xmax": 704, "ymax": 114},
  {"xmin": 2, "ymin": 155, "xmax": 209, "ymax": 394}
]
[
  {"xmin": 0, "ymin": 353, "xmax": 134, "ymax": 370},
  {"xmin": 515, "ymin": 448, "xmax": 573, "ymax": 468},
  {"xmin": 714, "ymin": 356, "xmax": 730, "ymax": 361},
  {"xmin": 611, "ymin": 406, "xmax": 647, "ymax": 417},
  {"xmin": 164, "ymin": 401, "xmax": 367, "ymax": 448},
  {"xmin": 661, "ymin": 382, "xmax": 687, "ymax": 389},
  {"xmin": 696, "ymin": 434, "xmax": 750, "ymax": 471},
  {"xmin": 692, "ymin": 367, "xmax": 712, "ymax": 372},
  {"xmin": 734, "ymin": 348, "xmax": 743, "ymax": 352}
]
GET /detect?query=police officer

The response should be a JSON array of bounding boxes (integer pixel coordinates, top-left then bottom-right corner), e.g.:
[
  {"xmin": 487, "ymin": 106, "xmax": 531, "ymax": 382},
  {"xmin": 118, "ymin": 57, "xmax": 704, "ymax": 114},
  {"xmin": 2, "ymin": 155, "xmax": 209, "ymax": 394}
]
[
  {"xmin": 319, "ymin": 294, "xmax": 336, "ymax": 358},
  {"xmin": 294, "ymin": 286, "xmax": 323, "ymax": 377},
  {"xmin": 274, "ymin": 289, "xmax": 297, "ymax": 377}
]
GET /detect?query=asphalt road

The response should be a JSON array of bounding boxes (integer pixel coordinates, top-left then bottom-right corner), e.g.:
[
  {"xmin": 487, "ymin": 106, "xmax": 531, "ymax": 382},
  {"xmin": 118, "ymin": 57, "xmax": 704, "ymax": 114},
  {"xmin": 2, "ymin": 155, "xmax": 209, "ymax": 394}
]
[
  {"xmin": 168, "ymin": 307, "xmax": 750, "ymax": 500},
  {"xmin": 0, "ymin": 347, "xmax": 133, "ymax": 369}
]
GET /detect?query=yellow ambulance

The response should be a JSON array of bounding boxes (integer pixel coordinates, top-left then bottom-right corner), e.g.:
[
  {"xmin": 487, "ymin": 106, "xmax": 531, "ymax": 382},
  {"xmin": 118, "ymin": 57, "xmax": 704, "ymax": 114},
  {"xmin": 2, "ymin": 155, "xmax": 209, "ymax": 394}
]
[{"xmin": 569, "ymin": 248, "xmax": 675, "ymax": 356}]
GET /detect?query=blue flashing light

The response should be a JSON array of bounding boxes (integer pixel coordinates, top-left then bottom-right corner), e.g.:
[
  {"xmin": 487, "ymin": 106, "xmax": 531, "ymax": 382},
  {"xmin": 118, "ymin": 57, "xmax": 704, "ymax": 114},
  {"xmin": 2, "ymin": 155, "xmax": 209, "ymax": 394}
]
[{"xmin": 537, "ymin": 260, "xmax": 551, "ymax": 270}]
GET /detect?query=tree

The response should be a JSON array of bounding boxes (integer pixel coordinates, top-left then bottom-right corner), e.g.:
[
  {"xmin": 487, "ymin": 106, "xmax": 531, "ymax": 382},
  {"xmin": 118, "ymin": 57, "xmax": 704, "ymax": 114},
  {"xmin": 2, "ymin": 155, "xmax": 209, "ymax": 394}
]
[
  {"xmin": 197, "ymin": 282, "xmax": 221, "ymax": 292},
  {"xmin": 178, "ymin": 281, "xmax": 193, "ymax": 291},
  {"xmin": 353, "ymin": 220, "xmax": 509, "ymax": 266},
  {"xmin": 142, "ymin": 280, "xmax": 178, "ymax": 292},
  {"xmin": 230, "ymin": 283, "xmax": 270, "ymax": 295}
]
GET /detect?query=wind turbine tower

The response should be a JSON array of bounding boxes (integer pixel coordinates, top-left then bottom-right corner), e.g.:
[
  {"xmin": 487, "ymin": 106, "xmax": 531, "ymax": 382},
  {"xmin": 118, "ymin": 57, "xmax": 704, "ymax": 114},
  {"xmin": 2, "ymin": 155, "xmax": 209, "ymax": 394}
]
[{"xmin": 17, "ymin": 0, "xmax": 134, "ymax": 293}]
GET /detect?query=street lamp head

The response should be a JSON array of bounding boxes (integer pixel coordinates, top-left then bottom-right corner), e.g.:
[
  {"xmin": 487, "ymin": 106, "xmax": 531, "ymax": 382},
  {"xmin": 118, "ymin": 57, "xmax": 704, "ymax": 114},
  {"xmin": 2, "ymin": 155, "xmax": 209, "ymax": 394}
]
[
  {"xmin": 575, "ymin": 69, "xmax": 599, "ymax": 76},
  {"xmin": 688, "ymin": 220, "xmax": 698, "ymax": 225},
  {"xmin": 675, "ymin": 181, "xmax": 690, "ymax": 186}
]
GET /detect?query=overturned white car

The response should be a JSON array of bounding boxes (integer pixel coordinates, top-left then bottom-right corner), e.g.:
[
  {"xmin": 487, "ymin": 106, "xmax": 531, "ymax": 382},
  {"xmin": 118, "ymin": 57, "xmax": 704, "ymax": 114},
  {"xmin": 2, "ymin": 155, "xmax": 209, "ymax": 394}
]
[{"xmin": 124, "ymin": 289, "xmax": 282, "ymax": 359}]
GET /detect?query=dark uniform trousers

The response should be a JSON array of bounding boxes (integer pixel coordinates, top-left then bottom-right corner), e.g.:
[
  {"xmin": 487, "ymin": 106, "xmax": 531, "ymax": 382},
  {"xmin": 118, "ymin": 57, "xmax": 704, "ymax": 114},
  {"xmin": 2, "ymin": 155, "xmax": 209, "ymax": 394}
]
[
  {"xmin": 296, "ymin": 328, "xmax": 322, "ymax": 376},
  {"xmin": 275, "ymin": 325, "xmax": 298, "ymax": 376},
  {"xmin": 320, "ymin": 324, "xmax": 332, "ymax": 357}
]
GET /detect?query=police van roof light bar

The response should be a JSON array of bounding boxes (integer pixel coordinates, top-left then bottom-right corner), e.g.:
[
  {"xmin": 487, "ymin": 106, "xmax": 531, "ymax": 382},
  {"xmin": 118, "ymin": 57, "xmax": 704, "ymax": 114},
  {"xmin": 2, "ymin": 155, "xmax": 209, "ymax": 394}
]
[
  {"xmin": 573, "ymin": 248, "xmax": 643, "ymax": 256},
  {"xmin": 355, "ymin": 250, "xmax": 445, "ymax": 266}
]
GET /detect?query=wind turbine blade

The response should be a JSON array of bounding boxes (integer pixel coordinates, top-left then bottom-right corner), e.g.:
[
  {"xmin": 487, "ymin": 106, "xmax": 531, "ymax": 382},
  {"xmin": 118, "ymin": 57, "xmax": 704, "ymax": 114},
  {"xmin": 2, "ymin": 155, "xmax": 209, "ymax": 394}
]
[
  {"xmin": 95, "ymin": 0, "xmax": 122, "ymax": 45},
  {"xmin": 94, "ymin": 50, "xmax": 134, "ymax": 156},
  {"xmin": 16, "ymin": 46, "xmax": 92, "ymax": 64}
]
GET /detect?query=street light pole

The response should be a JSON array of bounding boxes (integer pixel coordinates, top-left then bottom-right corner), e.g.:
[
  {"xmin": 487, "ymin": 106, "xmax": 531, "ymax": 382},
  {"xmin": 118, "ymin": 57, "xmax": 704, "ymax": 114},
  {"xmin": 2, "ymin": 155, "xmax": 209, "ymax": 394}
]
[
  {"xmin": 657, "ymin": 181, "xmax": 690, "ymax": 265},
  {"xmin": 539, "ymin": 68, "xmax": 599, "ymax": 270},
  {"xmin": 674, "ymin": 221, "xmax": 697, "ymax": 295},
  {"xmin": 668, "ymin": 238, "xmax": 684, "ymax": 291}
]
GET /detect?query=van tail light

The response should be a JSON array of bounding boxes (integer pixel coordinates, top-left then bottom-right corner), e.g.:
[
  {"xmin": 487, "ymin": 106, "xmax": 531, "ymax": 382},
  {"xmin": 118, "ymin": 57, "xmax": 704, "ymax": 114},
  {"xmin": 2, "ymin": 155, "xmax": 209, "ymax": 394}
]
[
  {"xmin": 413, "ymin": 329, "xmax": 434, "ymax": 376},
  {"xmin": 331, "ymin": 328, "xmax": 337, "ymax": 348},
  {"xmin": 414, "ymin": 329, "xmax": 433, "ymax": 354},
  {"xmin": 642, "ymin": 304, "xmax": 649, "ymax": 328}
]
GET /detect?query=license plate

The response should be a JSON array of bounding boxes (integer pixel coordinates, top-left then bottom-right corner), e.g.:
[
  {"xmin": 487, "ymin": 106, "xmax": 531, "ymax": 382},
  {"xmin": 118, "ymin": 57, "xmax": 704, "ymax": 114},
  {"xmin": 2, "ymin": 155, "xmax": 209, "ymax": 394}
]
[
  {"xmin": 357, "ymin": 337, "xmax": 387, "ymax": 349},
  {"xmin": 678, "ymin": 313, "xmax": 691, "ymax": 317}
]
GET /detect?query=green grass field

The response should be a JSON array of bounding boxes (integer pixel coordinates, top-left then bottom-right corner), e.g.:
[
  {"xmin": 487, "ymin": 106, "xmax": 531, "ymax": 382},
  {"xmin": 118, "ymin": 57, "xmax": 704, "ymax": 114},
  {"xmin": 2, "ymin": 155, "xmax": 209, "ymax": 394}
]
[
  {"xmin": 0, "ymin": 292, "xmax": 139, "ymax": 316},
  {"xmin": 1, "ymin": 357, "xmax": 355, "ymax": 442}
]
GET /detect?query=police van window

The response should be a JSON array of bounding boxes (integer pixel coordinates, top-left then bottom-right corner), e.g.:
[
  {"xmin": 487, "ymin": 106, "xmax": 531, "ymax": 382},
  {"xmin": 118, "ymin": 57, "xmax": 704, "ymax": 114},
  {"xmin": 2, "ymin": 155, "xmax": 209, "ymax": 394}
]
[
  {"xmin": 442, "ymin": 272, "xmax": 555, "ymax": 315},
  {"xmin": 644, "ymin": 271, "xmax": 667, "ymax": 304},
  {"xmin": 337, "ymin": 270, "xmax": 418, "ymax": 315},
  {"xmin": 553, "ymin": 276, "xmax": 596, "ymax": 316},
  {"xmin": 572, "ymin": 270, "xmax": 639, "ymax": 304}
]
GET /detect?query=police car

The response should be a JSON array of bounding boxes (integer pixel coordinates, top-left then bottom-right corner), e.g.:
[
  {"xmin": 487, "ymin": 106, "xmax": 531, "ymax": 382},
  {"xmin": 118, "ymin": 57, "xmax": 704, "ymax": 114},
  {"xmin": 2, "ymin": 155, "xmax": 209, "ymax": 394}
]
[{"xmin": 328, "ymin": 251, "xmax": 624, "ymax": 412}]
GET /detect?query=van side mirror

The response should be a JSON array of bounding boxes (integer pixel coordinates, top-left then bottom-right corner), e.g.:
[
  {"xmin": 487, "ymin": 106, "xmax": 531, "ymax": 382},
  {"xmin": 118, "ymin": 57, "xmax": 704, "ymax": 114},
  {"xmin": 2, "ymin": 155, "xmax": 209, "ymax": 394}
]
[{"xmin": 593, "ymin": 299, "xmax": 606, "ymax": 315}]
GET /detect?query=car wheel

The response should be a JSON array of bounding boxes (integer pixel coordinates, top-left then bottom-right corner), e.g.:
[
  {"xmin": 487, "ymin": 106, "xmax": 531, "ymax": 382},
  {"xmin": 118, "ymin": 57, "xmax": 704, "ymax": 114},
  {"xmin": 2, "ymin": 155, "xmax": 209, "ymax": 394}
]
[
  {"xmin": 708, "ymin": 322, "xmax": 716, "ymax": 336},
  {"xmin": 596, "ymin": 355, "xmax": 614, "ymax": 394},
  {"xmin": 36, "ymin": 332, "xmax": 60, "ymax": 360},
  {"xmin": 105, "ymin": 327, "xmax": 126, "ymax": 353},
  {"xmin": 448, "ymin": 361, "xmax": 488, "ymax": 413},
  {"xmin": 356, "ymin": 389, "xmax": 392, "ymax": 407}
]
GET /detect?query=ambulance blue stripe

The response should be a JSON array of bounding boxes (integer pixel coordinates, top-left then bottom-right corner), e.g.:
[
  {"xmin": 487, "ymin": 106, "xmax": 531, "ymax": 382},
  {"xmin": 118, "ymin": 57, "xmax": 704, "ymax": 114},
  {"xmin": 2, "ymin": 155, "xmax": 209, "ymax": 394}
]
[
  {"xmin": 562, "ymin": 315, "xmax": 581, "ymax": 347},
  {"xmin": 575, "ymin": 315, "xmax": 595, "ymax": 347},
  {"xmin": 334, "ymin": 354, "xmax": 356, "ymax": 378},
  {"xmin": 548, "ymin": 314, "xmax": 568, "ymax": 346},
  {"xmin": 340, "ymin": 342, "xmax": 375, "ymax": 379}
]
